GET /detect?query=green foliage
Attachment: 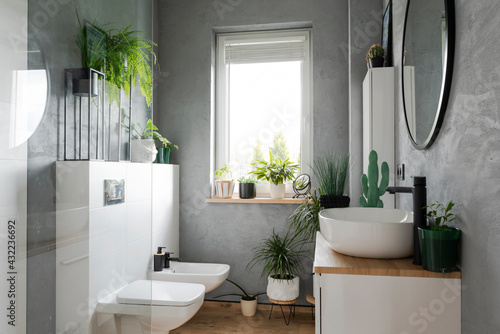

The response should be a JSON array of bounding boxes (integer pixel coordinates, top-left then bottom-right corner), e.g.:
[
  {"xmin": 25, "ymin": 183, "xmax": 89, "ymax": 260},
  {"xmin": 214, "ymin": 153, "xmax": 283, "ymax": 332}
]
[
  {"xmin": 288, "ymin": 189, "xmax": 323, "ymax": 243},
  {"xmin": 425, "ymin": 201, "xmax": 457, "ymax": 231},
  {"xmin": 366, "ymin": 43, "xmax": 385, "ymax": 62},
  {"xmin": 251, "ymin": 140, "xmax": 265, "ymax": 163},
  {"xmin": 250, "ymin": 151, "xmax": 299, "ymax": 185},
  {"xmin": 238, "ymin": 176, "xmax": 256, "ymax": 184},
  {"xmin": 247, "ymin": 229, "xmax": 309, "ymax": 280},
  {"xmin": 270, "ymin": 131, "xmax": 290, "ymax": 161},
  {"xmin": 126, "ymin": 118, "xmax": 178, "ymax": 150},
  {"xmin": 359, "ymin": 150, "xmax": 389, "ymax": 208},
  {"xmin": 215, "ymin": 164, "xmax": 232, "ymax": 180},
  {"xmin": 214, "ymin": 279, "xmax": 265, "ymax": 301},
  {"xmin": 312, "ymin": 152, "xmax": 349, "ymax": 196},
  {"xmin": 74, "ymin": 10, "xmax": 158, "ymax": 107}
]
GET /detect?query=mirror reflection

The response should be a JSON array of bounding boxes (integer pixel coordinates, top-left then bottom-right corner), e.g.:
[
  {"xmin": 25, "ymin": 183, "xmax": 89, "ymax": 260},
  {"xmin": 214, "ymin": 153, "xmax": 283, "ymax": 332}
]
[
  {"xmin": 402, "ymin": 0, "xmax": 454, "ymax": 149},
  {"xmin": 0, "ymin": 1, "xmax": 48, "ymax": 150}
]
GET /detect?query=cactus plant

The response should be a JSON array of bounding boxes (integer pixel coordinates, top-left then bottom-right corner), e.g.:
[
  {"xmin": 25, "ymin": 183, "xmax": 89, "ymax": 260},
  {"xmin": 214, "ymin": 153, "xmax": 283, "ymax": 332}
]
[{"xmin": 359, "ymin": 150, "xmax": 389, "ymax": 208}]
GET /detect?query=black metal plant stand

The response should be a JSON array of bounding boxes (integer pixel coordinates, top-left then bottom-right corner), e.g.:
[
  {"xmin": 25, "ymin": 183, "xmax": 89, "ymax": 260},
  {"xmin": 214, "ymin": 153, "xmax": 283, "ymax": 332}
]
[{"xmin": 268, "ymin": 298, "xmax": 297, "ymax": 325}]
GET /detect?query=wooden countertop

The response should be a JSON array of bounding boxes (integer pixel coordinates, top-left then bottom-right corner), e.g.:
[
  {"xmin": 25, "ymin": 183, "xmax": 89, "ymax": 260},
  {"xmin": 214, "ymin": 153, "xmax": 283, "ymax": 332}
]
[{"xmin": 313, "ymin": 232, "xmax": 461, "ymax": 279}]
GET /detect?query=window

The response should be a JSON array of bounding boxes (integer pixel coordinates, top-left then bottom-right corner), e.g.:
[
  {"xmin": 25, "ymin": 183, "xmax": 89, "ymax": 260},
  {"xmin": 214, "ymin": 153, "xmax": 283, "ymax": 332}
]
[{"xmin": 216, "ymin": 29, "xmax": 312, "ymax": 196}]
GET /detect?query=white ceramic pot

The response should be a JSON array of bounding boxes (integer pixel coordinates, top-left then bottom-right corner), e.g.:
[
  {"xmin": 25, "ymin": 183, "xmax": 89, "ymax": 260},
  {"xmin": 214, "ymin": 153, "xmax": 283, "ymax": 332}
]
[
  {"xmin": 215, "ymin": 180, "xmax": 235, "ymax": 198},
  {"xmin": 130, "ymin": 139, "xmax": 157, "ymax": 163},
  {"xmin": 266, "ymin": 275, "xmax": 299, "ymax": 302},
  {"xmin": 240, "ymin": 297, "xmax": 258, "ymax": 316},
  {"xmin": 269, "ymin": 183, "xmax": 286, "ymax": 199}
]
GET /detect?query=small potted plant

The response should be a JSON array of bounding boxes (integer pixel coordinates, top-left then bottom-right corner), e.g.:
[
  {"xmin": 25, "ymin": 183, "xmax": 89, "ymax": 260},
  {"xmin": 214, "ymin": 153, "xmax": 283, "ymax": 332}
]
[
  {"xmin": 214, "ymin": 279, "xmax": 265, "ymax": 316},
  {"xmin": 250, "ymin": 151, "xmax": 299, "ymax": 199},
  {"xmin": 238, "ymin": 176, "xmax": 257, "ymax": 199},
  {"xmin": 366, "ymin": 43, "xmax": 385, "ymax": 69},
  {"xmin": 247, "ymin": 230, "xmax": 309, "ymax": 302},
  {"xmin": 419, "ymin": 201, "xmax": 460, "ymax": 273},
  {"xmin": 312, "ymin": 152, "xmax": 350, "ymax": 208},
  {"xmin": 155, "ymin": 135, "xmax": 178, "ymax": 164},
  {"xmin": 129, "ymin": 119, "xmax": 160, "ymax": 163},
  {"xmin": 215, "ymin": 164, "xmax": 235, "ymax": 198}
]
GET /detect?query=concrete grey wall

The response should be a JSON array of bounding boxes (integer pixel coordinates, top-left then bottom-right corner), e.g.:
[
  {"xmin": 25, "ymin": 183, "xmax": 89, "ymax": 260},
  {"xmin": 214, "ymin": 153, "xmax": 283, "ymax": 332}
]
[
  {"xmin": 26, "ymin": 1, "xmax": 152, "ymax": 332},
  {"xmin": 156, "ymin": 0, "xmax": 349, "ymax": 305},
  {"xmin": 392, "ymin": 0, "xmax": 500, "ymax": 332}
]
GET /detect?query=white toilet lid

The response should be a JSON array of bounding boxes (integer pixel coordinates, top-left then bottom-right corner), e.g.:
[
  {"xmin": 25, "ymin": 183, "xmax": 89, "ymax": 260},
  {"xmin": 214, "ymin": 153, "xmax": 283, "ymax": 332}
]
[{"xmin": 116, "ymin": 280, "xmax": 205, "ymax": 307}]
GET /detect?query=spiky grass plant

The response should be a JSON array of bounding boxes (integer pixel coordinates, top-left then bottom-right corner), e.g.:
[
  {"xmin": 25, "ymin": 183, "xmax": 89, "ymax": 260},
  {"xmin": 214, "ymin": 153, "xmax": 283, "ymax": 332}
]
[
  {"xmin": 288, "ymin": 189, "xmax": 323, "ymax": 243},
  {"xmin": 214, "ymin": 279, "xmax": 265, "ymax": 301},
  {"xmin": 312, "ymin": 152, "xmax": 349, "ymax": 196},
  {"xmin": 247, "ymin": 230, "xmax": 309, "ymax": 280}
]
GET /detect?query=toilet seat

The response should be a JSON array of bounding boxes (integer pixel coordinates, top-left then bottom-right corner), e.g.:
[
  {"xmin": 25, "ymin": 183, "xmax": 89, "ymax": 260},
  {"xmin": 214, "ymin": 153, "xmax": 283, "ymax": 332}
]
[{"xmin": 117, "ymin": 280, "xmax": 205, "ymax": 307}]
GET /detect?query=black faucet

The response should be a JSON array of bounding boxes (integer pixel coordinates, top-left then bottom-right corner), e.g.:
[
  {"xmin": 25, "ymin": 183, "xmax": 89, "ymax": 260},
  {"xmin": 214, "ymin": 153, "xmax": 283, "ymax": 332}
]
[
  {"xmin": 164, "ymin": 252, "xmax": 181, "ymax": 269},
  {"xmin": 386, "ymin": 176, "xmax": 427, "ymax": 266}
]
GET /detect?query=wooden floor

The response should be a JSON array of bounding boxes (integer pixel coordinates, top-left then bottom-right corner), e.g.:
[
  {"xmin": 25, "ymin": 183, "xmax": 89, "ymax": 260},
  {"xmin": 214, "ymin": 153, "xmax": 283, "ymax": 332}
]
[{"xmin": 171, "ymin": 301, "xmax": 315, "ymax": 333}]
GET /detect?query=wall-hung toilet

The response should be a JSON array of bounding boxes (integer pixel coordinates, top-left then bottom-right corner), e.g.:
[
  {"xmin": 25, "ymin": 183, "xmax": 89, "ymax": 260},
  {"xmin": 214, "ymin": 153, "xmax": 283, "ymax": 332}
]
[{"xmin": 96, "ymin": 280, "xmax": 205, "ymax": 334}]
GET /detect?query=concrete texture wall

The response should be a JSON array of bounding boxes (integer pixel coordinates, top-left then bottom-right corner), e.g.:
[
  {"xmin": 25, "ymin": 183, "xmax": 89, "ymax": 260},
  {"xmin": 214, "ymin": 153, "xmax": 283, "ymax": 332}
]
[
  {"xmin": 156, "ymin": 0, "xmax": 349, "ymax": 305},
  {"xmin": 392, "ymin": 0, "xmax": 500, "ymax": 332},
  {"xmin": 26, "ymin": 1, "xmax": 153, "ymax": 332}
]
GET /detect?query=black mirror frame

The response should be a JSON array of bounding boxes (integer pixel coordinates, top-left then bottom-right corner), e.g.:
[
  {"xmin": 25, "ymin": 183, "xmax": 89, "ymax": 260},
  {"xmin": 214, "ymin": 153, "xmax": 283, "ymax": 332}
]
[{"xmin": 401, "ymin": 0, "xmax": 455, "ymax": 150}]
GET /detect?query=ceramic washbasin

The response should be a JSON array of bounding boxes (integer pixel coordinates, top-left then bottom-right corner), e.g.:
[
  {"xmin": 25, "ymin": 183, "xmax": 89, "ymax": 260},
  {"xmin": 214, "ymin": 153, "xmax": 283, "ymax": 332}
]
[
  {"xmin": 151, "ymin": 262, "xmax": 230, "ymax": 292},
  {"xmin": 319, "ymin": 208, "xmax": 413, "ymax": 259}
]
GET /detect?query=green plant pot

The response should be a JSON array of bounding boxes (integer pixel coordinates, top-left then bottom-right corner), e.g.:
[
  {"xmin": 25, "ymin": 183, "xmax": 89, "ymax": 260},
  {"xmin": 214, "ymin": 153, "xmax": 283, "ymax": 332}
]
[
  {"xmin": 156, "ymin": 147, "xmax": 171, "ymax": 164},
  {"xmin": 418, "ymin": 226, "xmax": 460, "ymax": 273}
]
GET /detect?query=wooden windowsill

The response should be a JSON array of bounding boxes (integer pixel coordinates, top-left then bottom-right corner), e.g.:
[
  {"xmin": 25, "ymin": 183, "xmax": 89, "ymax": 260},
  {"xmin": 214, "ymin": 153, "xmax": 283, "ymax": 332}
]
[{"xmin": 205, "ymin": 196, "xmax": 308, "ymax": 204}]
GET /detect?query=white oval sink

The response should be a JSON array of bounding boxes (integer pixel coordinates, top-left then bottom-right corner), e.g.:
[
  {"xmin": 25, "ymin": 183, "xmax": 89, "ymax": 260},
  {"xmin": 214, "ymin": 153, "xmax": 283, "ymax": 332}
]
[
  {"xmin": 319, "ymin": 208, "xmax": 413, "ymax": 259},
  {"xmin": 151, "ymin": 262, "xmax": 230, "ymax": 292}
]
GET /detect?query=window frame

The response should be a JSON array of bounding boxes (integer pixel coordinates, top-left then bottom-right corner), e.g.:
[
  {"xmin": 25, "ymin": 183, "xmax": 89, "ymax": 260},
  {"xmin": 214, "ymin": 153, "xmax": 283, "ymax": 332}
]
[{"xmin": 215, "ymin": 29, "xmax": 313, "ymax": 197}]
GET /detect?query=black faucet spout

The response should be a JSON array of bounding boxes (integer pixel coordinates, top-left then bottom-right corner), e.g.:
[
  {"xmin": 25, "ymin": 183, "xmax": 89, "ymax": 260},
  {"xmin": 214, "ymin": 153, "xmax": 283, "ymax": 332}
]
[
  {"xmin": 164, "ymin": 252, "xmax": 182, "ymax": 269},
  {"xmin": 386, "ymin": 177, "xmax": 427, "ymax": 266}
]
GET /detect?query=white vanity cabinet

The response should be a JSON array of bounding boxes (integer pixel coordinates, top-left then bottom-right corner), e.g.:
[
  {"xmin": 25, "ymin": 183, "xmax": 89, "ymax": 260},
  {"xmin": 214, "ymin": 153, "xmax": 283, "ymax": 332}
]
[{"xmin": 314, "ymin": 232, "xmax": 461, "ymax": 334}]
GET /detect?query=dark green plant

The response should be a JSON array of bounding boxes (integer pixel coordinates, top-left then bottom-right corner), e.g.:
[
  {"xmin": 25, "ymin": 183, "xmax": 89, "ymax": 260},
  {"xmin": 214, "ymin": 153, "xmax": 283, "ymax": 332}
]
[
  {"xmin": 359, "ymin": 150, "xmax": 389, "ymax": 208},
  {"xmin": 250, "ymin": 151, "xmax": 299, "ymax": 185},
  {"xmin": 312, "ymin": 152, "xmax": 349, "ymax": 196},
  {"xmin": 126, "ymin": 118, "xmax": 178, "ymax": 150},
  {"xmin": 247, "ymin": 230, "xmax": 309, "ymax": 280},
  {"xmin": 288, "ymin": 189, "xmax": 323, "ymax": 243},
  {"xmin": 214, "ymin": 279, "xmax": 265, "ymax": 301},
  {"xmin": 74, "ymin": 11, "xmax": 158, "ymax": 107},
  {"xmin": 366, "ymin": 43, "xmax": 385, "ymax": 62},
  {"xmin": 238, "ymin": 176, "xmax": 256, "ymax": 184},
  {"xmin": 425, "ymin": 201, "xmax": 457, "ymax": 231}
]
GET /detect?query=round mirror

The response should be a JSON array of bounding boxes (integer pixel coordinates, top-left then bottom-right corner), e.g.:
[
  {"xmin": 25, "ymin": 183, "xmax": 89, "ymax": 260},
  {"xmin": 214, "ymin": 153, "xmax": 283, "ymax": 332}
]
[
  {"xmin": 0, "ymin": 2, "xmax": 49, "ymax": 152},
  {"xmin": 402, "ymin": 0, "xmax": 455, "ymax": 149}
]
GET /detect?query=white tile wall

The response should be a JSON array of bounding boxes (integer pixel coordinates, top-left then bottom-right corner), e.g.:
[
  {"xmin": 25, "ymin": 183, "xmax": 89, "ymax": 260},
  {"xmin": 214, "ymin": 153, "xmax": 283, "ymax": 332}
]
[
  {"xmin": 89, "ymin": 205, "xmax": 127, "ymax": 257},
  {"xmin": 126, "ymin": 200, "xmax": 152, "ymax": 244},
  {"xmin": 126, "ymin": 236, "xmax": 153, "ymax": 282},
  {"xmin": 126, "ymin": 163, "xmax": 152, "ymax": 203},
  {"xmin": 89, "ymin": 162, "xmax": 127, "ymax": 209}
]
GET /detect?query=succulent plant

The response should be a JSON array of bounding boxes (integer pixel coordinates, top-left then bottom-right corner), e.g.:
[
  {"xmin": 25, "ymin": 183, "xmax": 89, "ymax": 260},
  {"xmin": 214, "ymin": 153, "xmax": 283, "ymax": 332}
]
[
  {"xmin": 359, "ymin": 150, "xmax": 389, "ymax": 208},
  {"xmin": 365, "ymin": 43, "xmax": 385, "ymax": 62}
]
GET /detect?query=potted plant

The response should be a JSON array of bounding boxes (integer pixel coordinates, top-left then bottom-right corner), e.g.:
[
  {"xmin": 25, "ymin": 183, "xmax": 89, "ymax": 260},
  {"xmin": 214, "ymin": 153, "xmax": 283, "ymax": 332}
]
[
  {"xmin": 74, "ymin": 11, "xmax": 157, "ymax": 106},
  {"xmin": 419, "ymin": 201, "xmax": 460, "ymax": 273},
  {"xmin": 129, "ymin": 119, "xmax": 159, "ymax": 163},
  {"xmin": 155, "ymin": 136, "xmax": 178, "ymax": 164},
  {"xmin": 288, "ymin": 189, "xmax": 323, "ymax": 243},
  {"xmin": 250, "ymin": 151, "xmax": 299, "ymax": 199},
  {"xmin": 247, "ymin": 230, "xmax": 309, "ymax": 302},
  {"xmin": 312, "ymin": 152, "xmax": 350, "ymax": 208},
  {"xmin": 215, "ymin": 164, "xmax": 235, "ymax": 198},
  {"xmin": 214, "ymin": 279, "xmax": 265, "ymax": 316},
  {"xmin": 238, "ymin": 176, "xmax": 257, "ymax": 199},
  {"xmin": 366, "ymin": 43, "xmax": 385, "ymax": 68}
]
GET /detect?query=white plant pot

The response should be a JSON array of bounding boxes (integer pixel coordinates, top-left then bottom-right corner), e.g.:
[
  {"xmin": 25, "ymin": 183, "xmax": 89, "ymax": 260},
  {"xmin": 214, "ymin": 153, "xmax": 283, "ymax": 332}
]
[
  {"xmin": 266, "ymin": 275, "xmax": 300, "ymax": 302},
  {"xmin": 215, "ymin": 180, "xmax": 235, "ymax": 198},
  {"xmin": 269, "ymin": 183, "xmax": 286, "ymax": 199},
  {"xmin": 130, "ymin": 139, "xmax": 157, "ymax": 163},
  {"xmin": 240, "ymin": 297, "xmax": 258, "ymax": 316}
]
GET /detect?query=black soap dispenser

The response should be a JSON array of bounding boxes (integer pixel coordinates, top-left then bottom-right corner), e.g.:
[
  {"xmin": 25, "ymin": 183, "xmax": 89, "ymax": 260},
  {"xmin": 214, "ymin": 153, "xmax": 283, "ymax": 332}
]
[{"xmin": 154, "ymin": 247, "xmax": 165, "ymax": 271}]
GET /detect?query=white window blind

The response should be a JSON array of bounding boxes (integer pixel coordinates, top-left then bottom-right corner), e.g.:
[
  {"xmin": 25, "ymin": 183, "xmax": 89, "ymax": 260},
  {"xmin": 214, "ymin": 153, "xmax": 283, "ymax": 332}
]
[{"xmin": 224, "ymin": 36, "xmax": 307, "ymax": 64}]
